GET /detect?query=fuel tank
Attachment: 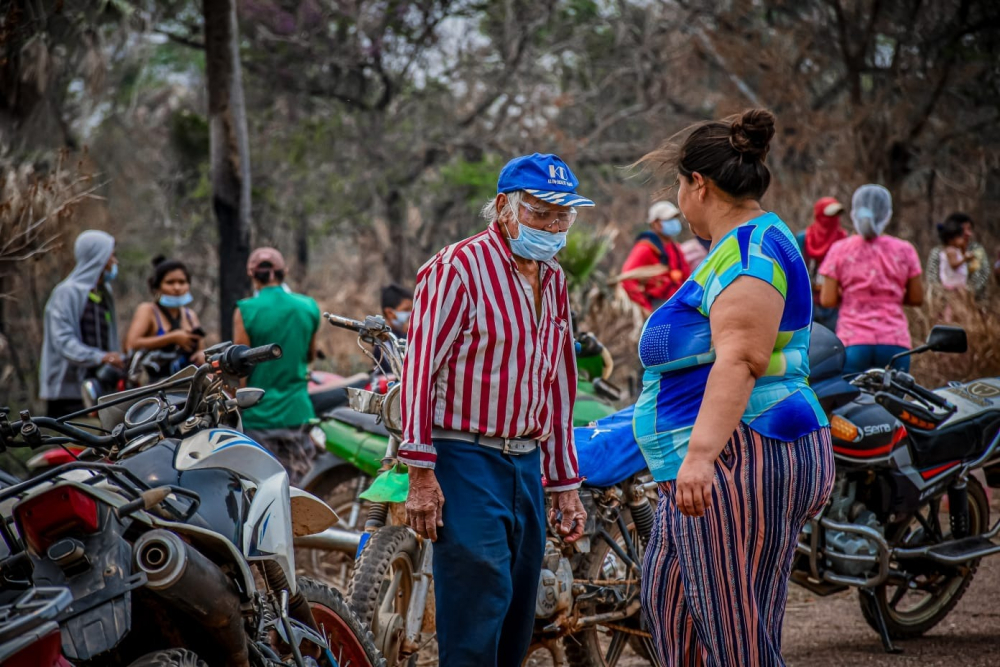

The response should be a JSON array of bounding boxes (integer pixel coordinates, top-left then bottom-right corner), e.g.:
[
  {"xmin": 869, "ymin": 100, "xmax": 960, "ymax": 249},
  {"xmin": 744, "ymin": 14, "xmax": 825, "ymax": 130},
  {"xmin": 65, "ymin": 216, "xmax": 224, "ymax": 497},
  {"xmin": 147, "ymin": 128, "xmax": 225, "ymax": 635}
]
[{"xmin": 829, "ymin": 394, "xmax": 905, "ymax": 465}]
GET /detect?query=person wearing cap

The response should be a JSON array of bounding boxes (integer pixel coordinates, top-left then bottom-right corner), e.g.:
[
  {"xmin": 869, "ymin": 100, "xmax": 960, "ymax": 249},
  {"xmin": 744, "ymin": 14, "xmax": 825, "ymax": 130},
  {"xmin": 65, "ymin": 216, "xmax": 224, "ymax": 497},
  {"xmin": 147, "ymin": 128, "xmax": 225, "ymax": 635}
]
[
  {"xmin": 233, "ymin": 247, "xmax": 321, "ymax": 485},
  {"xmin": 620, "ymin": 200, "xmax": 692, "ymax": 313},
  {"xmin": 796, "ymin": 197, "xmax": 846, "ymax": 331},
  {"xmin": 399, "ymin": 153, "xmax": 590, "ymax": 665}
]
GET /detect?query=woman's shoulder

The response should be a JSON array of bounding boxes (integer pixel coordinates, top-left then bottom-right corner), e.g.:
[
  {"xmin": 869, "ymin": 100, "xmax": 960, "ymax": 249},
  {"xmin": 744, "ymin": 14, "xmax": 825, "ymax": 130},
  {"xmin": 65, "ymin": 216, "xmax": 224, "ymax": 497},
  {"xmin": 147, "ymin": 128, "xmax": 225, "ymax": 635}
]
[{"xmin": 133, "ymin": 301, "xmax": 156, "ymax": 317}]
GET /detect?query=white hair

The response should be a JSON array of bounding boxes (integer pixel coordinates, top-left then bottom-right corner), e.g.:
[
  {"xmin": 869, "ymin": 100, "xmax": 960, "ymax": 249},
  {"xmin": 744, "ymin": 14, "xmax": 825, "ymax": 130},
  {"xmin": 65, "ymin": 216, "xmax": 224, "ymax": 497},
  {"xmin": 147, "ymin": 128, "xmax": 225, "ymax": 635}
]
[{"xmin": 481, "ymin": 190, "xmax": 525, "ymax": 224}]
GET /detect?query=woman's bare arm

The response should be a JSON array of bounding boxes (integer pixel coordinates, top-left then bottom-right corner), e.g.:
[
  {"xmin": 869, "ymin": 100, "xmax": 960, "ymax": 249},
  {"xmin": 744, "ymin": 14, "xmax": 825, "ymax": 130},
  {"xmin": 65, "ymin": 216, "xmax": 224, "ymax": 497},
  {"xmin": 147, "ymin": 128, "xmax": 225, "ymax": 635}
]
[
  {"xmin": 674, "ymin": 277, "xmax": 784, "ymax": 517},
  {"xmin": 819, "ymin": 276, "xmax": 840, "ymax": 308},
  {"xmin": 903, "ymin": 275, "xmax": 924, "ymax": 306}
]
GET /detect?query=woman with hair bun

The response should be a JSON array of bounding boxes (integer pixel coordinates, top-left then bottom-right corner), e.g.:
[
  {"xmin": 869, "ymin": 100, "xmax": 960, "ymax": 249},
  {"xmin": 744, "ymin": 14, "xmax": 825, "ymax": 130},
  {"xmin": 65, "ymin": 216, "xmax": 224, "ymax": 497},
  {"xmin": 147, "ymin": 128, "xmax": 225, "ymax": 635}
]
[
  {"xmin": 818, "ymin": 184, "xmax": 923, "ymax": 375},
  {"xmin": 634, "ymin": 109, "xmax": 833, "ymax": 666},
  {"xmin": 124, "ymin": 256, "xmax": 206, "ymax": 379}
]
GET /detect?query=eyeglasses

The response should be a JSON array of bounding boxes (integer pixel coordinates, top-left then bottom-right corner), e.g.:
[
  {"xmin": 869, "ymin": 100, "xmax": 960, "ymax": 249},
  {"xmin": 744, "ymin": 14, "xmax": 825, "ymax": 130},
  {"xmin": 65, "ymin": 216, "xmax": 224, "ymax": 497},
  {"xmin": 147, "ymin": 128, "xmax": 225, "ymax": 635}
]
[{"xmin": 517, "ymin": 200, "xmax": 577, "ymax": 232}]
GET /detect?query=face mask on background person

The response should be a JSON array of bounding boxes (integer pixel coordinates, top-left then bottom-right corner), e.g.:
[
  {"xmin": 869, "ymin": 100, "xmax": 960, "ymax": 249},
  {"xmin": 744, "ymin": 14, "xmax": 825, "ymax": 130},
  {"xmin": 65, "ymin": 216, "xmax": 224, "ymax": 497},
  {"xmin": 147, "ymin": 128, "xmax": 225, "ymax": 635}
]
[
  {"xmin": 103, "ymin": 264, "xmax": 118, "ymax": 283},
  {"xmin": 159, "ymin": 292, "xmax": 194, "ymax": 309},
  {"xmin": 506, "ymin": 204, "xmax": 568, "ymax": 262},
  {"xmin": 392, "ymin": 310, "xmax": 411, "ymax": 330},
  {"xmin": 659, "ymin": 217, "xmax": 683, "ymax": 237}
]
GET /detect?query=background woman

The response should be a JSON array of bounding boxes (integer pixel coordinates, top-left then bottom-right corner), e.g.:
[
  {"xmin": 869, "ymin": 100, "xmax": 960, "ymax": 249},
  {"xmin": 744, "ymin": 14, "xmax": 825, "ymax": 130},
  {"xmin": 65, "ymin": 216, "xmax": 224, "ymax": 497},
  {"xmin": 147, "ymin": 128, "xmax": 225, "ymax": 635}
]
[
  {"xmin": 818, "ymin": 185, "xmax": 923, "ymax": 375},
  {"xmin": 634, "ymin": 108, "xmax": 833, "ymax": 666},
  {"xmin": 125, "ymin": 256, "xmax": 205, "ymax": 379}
]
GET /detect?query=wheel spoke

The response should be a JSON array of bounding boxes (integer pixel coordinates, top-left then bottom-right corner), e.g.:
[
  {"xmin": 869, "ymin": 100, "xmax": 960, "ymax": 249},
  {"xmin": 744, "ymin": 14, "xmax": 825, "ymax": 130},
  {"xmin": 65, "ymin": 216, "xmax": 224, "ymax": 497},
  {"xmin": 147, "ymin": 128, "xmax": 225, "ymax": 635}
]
[
  {"xmin": 380, "ymin": 568, "xmax": 403, "ymax": 614},
  {"xmin": 604, "ymin": 630, "xmax": 627, "ymax": 666}
]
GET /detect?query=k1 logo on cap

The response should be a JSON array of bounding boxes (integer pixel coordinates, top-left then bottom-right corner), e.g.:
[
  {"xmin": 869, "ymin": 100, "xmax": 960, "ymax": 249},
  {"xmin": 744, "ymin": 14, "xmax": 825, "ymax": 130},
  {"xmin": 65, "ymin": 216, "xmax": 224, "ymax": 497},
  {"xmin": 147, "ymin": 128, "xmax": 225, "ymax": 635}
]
[{"xmin": 497, "ymin": 153, "xmax": 595, "ymax": 208}]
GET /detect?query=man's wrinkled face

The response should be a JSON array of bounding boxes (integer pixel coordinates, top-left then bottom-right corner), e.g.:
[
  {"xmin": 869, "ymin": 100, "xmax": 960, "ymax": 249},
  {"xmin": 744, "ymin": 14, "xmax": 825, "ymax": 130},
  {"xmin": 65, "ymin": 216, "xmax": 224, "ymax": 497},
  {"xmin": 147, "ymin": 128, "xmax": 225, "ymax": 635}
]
[{"xmin": 498, "ymin": 192, "xmax": 575, "ymax": 238}]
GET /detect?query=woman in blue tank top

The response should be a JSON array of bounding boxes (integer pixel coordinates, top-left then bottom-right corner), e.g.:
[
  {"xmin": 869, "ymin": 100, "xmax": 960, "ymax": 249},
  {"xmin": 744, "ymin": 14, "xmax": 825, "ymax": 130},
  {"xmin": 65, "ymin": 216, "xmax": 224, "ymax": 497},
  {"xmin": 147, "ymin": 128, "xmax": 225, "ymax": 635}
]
[{"xmin": 634, "ymin": 109, "xmax": 834, "ymax": 666}]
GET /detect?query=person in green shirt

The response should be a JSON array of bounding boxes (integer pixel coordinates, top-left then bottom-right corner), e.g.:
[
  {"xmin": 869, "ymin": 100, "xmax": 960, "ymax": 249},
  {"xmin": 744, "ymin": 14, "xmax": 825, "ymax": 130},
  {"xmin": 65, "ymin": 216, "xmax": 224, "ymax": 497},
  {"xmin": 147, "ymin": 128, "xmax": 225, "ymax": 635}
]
[{"xmin": 233, "ymin": 247, "xmax": 321, "ymax": 484}]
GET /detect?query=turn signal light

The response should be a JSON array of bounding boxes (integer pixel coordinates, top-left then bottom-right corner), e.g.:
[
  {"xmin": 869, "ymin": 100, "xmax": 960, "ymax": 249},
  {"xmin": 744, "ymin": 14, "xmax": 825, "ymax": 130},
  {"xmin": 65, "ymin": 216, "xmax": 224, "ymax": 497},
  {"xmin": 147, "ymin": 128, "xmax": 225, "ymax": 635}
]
[
  {"xmin": 830, "ymin": 415, "xmax": 860, "ymax": 442},
  {"xmin": 14, "ymin": 485, "xmax": 100, "ymax": 554}
]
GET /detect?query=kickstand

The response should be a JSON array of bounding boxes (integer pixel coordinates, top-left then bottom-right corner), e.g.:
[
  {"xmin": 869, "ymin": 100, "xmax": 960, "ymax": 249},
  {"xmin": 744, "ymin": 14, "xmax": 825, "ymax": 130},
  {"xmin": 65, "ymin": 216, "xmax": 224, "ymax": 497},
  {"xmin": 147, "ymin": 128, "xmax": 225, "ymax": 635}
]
[{"xmin": 859, "ymin": 588, "xmax": 903, "ymax": 654}]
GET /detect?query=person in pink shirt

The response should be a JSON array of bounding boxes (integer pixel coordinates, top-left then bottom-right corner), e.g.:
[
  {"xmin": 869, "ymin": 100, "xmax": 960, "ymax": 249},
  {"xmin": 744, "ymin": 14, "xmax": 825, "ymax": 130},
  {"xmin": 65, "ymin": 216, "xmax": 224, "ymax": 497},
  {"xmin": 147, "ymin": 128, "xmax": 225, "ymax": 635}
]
[{"xmin": 819, "ymin": 184, "xmax": 924, "ymax": 374}]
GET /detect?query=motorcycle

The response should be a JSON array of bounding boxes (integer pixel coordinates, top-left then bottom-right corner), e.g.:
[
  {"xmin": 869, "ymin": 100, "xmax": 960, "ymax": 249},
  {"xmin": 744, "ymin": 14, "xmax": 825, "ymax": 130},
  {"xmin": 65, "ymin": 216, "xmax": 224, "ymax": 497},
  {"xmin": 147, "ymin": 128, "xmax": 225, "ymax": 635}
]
[
  {"xmin": 0, "ymin": 586, "xmax": 74, "ymax": 667},
  {"xmin": 0, "ymin": 342, "xmax": 383, "ymax": 667},
  {"xmin": 319, "ymin": 312, "xmax": 653, "ymax": 667},
  {"xmin": 792, "ymin": 324, "xmax": 1000, "ymax": 653},
  {"xmin": 296, "ymin": 328, "xmax": 622, "ymax": 589}
]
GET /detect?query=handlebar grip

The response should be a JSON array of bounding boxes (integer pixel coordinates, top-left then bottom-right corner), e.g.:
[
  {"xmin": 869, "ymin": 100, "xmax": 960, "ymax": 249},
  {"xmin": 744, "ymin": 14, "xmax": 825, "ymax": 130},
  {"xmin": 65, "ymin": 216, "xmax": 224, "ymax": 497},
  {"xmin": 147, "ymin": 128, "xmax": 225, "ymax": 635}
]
[
  {"xmin": 241, "ymin": 344, "xmax": 283, "ymax": 365},
  {"xmin": 910, "ymin": 382, "xmax": 953, "ymax": 411},
  {"xmin": 323, "ymin": 313, "xmax": 366, "ymax": 332}
]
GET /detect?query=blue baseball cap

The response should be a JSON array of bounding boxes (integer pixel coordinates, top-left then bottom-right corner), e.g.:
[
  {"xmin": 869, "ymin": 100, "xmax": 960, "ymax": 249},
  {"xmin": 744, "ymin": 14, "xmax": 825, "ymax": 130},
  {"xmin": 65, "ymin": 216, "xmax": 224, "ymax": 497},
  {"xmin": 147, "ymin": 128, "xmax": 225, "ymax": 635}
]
[{"xmin": 497, "ymin": 153, "xmax": 595, "ymax": 208}]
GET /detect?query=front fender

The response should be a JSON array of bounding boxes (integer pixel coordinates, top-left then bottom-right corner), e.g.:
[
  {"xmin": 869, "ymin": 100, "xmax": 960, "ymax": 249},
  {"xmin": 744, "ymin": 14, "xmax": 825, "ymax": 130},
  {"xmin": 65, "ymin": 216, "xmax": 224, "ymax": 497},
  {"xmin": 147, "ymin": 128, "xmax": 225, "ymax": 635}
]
[{"xmin": 299, "ymin": 451, "xmax": 349, "ymax": 492}]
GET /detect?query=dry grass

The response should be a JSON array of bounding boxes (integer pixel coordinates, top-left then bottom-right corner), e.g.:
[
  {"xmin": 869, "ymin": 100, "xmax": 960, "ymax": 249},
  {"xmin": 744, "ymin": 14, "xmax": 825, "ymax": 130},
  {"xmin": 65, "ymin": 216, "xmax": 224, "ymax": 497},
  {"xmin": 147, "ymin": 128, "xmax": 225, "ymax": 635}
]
[{"xmin": 909, "ymin": 290, "xmax": 1000, "ymax": 388}]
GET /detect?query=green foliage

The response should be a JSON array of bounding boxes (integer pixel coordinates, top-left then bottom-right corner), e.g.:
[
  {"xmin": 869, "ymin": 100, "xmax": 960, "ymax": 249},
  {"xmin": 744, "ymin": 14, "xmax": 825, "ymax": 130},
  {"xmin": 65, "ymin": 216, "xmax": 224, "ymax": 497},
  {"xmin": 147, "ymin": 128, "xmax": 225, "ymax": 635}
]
[
  {"xmin": 559, "ymin": 226, "xmax": 613, "ymax": 293},
  {"xmin": 437, "ymin": 155, "xmax": 505, "ymax": 208},
  {"xmin": 170, "ymin": 108, "xmax": 209, "ymax": 168}
]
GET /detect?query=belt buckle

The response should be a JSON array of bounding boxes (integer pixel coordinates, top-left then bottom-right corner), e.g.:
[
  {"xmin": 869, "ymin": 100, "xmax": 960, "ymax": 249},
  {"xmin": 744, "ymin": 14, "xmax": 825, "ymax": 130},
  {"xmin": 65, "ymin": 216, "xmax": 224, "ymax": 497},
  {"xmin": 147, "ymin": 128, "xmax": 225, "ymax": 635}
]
[{"xmin": 501, "ymin": 437, "xmax": 513, "ymax": 455}]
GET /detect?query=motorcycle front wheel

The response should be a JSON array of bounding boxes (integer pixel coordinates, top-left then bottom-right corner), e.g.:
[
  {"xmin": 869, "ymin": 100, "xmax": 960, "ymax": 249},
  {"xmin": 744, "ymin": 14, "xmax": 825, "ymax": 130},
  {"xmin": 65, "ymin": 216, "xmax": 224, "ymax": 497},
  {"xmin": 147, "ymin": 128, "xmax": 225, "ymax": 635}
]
[
  {"xmin": 298, "ymin": 577, "xmax": 387, "ymax": 667},
  {"xmin": 346, "ymin": 526, "xmax": 421, "ymax": 667},
  {"xmin": 859, "ymin": 475, "xmax": 989, "ymax": 639}
]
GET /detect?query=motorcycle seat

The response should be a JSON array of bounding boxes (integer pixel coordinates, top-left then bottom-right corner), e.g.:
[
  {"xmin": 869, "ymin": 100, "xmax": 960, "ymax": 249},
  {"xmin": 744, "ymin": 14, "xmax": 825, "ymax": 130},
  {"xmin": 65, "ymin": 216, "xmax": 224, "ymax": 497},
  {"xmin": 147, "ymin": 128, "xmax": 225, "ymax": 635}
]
[
  {"xmin": 328, "ymin": 407, "xmax": 390, "ymax": 438},
  {"xmin": 908, "ymin": 408, "xmax": 1000, "ymax": 468}
]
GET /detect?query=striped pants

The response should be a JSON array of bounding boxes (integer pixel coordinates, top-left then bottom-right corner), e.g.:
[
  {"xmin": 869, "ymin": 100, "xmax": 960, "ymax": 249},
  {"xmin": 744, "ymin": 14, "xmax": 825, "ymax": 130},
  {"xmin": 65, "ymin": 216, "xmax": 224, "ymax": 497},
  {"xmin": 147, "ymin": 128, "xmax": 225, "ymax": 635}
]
[{"xmin": 640, "ymin": 424, "xmax": 834, "ymax": 666}]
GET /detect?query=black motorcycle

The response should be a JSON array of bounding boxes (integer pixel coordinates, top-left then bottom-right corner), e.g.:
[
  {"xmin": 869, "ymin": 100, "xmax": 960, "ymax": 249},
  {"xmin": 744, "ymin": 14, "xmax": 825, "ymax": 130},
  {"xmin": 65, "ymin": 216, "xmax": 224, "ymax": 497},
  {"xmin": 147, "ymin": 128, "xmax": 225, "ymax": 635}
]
[{"xmin": 794, "ymin": 324, "xmax": 1000, "ymax": 652}]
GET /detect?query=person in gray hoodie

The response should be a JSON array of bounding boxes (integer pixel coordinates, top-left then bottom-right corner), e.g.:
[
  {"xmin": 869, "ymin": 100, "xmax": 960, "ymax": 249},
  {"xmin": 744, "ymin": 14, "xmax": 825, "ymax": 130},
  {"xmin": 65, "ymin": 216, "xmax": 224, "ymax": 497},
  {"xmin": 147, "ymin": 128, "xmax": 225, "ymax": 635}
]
[{"xmin": 39, "ymin": 230, "xmax": 123, "ymax": 417}]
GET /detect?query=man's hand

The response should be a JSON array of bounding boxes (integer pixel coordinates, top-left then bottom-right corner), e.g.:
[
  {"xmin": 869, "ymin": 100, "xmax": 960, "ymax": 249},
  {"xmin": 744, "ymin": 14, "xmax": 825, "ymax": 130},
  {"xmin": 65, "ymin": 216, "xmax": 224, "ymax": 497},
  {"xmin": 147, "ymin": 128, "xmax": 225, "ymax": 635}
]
[
  {"xmin": 549, "ymin": 489, "xmax": 586, "ymax": 543},
  {"xmin": 101, "ymin": 352, "xmax": 124, "ymax": 369},
  {"xmin": 405, "ymin": 467, "xmax": 445, "ymax": 541},
  {"xmin": 675, "ymin": 456, "xmax": 715, "ymax": 517}
]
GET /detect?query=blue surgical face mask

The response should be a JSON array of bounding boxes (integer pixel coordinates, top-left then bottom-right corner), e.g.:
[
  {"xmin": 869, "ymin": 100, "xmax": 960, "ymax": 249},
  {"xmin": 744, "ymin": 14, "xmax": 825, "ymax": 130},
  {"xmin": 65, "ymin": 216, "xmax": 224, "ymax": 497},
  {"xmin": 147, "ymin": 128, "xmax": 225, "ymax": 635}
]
[
  {"xmin": 392, "ymin": 310, "xmax": 411, "ymax": 331},
  {"xmin": 659, "ymin": 217, "xmax": 683, "ymax": 237},
  {"xmin": 159, "ymin": 292, "xmax": 194, "ymax": 309},
  {"xmin": 506, "ymin": 206, "xmax": 567, "ymax": 261},
  {"xmin": 103, "ymin": 263, "xmax": 118, "ymax": 283}
]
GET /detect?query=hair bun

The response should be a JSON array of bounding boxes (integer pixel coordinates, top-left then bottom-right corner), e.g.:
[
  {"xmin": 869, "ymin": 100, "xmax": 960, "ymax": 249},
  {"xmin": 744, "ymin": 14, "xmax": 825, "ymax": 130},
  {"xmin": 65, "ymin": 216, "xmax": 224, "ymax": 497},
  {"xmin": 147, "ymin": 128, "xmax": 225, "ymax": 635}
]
[
  {"xmin": 729, "ymin": 108, "xmax": 775, "ymax": 161},
  {"xmin": 151, "ymin": 254, "xmax": 167, "ymax": 267}
]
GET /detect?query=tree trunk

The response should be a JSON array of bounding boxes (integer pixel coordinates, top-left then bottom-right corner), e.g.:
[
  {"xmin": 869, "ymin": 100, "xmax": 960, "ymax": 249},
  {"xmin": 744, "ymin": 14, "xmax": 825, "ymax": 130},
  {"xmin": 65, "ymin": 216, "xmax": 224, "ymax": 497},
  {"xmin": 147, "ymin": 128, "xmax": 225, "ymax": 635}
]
[
  {"xmin": 203, "ymin": 0, "xmax": 251, "ymax": 340},
  {"xmin": 384, "ymin": 189, "xmax": 406, "ymax": 282}
]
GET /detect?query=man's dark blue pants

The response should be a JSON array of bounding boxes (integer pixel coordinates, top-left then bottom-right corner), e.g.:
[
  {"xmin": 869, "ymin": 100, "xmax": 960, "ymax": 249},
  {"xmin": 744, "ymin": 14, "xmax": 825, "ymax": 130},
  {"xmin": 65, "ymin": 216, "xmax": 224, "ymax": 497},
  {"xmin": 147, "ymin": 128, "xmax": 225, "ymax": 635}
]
[{"xmin": 431, "ymin": 438, "xmax": 546, "ymax": 667}]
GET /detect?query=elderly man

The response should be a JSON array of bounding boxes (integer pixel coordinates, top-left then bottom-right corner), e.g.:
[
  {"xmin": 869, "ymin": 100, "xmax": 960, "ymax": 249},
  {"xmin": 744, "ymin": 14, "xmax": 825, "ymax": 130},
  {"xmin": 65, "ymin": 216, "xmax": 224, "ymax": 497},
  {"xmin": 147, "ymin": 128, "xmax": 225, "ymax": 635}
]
[{"xmin": 399, "ymin": 153, "xmax": 590, "ymax": 666}]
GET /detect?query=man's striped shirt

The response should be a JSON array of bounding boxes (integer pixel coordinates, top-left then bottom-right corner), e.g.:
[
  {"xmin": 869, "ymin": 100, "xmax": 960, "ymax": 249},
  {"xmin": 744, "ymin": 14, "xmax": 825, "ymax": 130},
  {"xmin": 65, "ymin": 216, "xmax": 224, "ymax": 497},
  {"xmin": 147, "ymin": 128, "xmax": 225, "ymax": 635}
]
[{"xmin": 399, "ymin": 222, "xmax": 581, "ymax": 491}]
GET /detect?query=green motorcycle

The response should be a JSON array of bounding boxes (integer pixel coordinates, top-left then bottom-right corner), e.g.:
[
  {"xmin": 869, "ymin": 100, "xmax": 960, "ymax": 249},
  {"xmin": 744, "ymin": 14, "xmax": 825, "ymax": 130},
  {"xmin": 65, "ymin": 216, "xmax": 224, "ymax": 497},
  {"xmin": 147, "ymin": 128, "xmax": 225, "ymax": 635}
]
[{"xmin": 296, "ymin": 322, "xmax": 621, "ymax": 589}]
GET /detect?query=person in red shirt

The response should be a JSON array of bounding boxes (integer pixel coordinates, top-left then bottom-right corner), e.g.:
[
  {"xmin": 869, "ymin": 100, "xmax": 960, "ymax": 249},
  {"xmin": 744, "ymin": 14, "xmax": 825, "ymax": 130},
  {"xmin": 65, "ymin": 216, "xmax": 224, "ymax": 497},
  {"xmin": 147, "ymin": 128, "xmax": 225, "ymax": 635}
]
[{"xmin": 620, "ymin": 200, "xmax": 692, "ymax": 313}]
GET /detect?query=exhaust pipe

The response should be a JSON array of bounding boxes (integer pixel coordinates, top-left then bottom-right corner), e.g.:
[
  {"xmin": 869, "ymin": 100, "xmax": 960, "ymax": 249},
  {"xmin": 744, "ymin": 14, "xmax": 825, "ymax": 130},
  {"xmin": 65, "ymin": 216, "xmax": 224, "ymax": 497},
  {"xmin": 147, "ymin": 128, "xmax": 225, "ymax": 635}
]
[
  {"xmin": 134, "ymin": 530, "xmax": 250, "ymax": 667},
  {"xmin": 292, "ymin": 527, "xmax": 362, "ymax": 555}
]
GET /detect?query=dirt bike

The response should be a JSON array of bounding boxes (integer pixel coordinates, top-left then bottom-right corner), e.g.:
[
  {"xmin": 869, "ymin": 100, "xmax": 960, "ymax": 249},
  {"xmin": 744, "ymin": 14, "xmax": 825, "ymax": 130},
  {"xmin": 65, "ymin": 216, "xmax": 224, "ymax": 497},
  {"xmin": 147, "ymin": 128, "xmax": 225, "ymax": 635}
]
[
  {"xmin": 319, "ymin": 312, "xmax": 653, "ymax": 667},
  {"xmin": 792, "ymin": 324, "xmax": 1000, "ymax": 653},
  {"xmin": 0, "ymin": 342, "xmax": 384, "ymax": 667},
  {"xmin": 296, "ymin": 329, "xmax": 623, "ymax": 590}
]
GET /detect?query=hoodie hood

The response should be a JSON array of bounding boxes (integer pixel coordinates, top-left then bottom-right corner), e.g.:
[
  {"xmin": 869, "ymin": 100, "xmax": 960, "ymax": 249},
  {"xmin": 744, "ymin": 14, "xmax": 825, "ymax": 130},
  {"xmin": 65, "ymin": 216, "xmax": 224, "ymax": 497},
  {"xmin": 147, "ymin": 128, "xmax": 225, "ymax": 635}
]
[
  {"xmin": 804, "ymin": 196, "xmax": 847, "ymax": 262},
  {"xmin": 69, "ymin": 230, "xmax": 115, "ymax": 289}
]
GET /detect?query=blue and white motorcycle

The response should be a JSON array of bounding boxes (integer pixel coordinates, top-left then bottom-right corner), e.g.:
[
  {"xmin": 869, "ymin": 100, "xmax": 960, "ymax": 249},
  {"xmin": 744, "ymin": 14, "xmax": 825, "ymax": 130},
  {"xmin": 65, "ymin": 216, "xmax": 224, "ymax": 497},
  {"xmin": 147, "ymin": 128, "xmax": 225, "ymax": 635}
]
[{"xmin": 0, "ymin": 343, "xmax": 383, "ymax": 667}]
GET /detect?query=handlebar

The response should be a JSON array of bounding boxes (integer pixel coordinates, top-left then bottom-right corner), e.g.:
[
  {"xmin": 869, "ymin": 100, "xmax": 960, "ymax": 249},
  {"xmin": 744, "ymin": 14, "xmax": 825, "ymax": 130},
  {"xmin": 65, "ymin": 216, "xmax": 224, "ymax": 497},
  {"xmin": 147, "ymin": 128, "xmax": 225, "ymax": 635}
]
[
  {"xmin": 324, "ymin": 313, "xmax": 367, "ymax": 332},
  {"xmin": 211, "ymin": 343, "xmax": 282, "ymax": 378},
  {"xmin": 893, "ymin": 372, "xmax": 955, "ymax": 412},
  {"xmin": 2, "ymin": 342, "xmax": 285, "ymax": 451}
]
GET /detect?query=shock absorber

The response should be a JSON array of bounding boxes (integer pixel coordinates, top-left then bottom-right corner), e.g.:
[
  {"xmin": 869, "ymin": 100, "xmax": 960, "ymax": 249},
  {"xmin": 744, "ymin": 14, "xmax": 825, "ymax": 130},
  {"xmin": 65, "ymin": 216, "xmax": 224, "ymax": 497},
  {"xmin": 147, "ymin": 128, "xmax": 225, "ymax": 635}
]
[
  {"xmin": 948, "ymin": 479, "xmax": 970, "ymax": 539},
  {"xmin": 629, "ymin": 492, "xmax": 656, "ymax": 546},
  {"xmin": 365, "ymin": 501, "xmax": 389, "ymax": 531}
]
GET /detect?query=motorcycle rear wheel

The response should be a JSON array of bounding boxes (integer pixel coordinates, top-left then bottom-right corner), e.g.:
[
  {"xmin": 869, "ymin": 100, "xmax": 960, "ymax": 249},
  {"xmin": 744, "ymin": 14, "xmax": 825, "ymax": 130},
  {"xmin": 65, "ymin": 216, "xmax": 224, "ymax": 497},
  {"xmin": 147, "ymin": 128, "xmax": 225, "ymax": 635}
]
[
  {"xmin": 563, "ymin": 511, "xmax": 655, "ymax": 666},
  {"xmin": 346, "ymin": 526, "xmax": 421, "ymax": 666},
  {"xmin": 859, "ymin": 476, "xmax": 989, "ymax": 639},
  {"xmin": 299, "ymin": 576, "xmax": 387, "ymax": 667},
  {"xmin": 126, "ymin": 649, "xmax": 208, "ymax": 667}
]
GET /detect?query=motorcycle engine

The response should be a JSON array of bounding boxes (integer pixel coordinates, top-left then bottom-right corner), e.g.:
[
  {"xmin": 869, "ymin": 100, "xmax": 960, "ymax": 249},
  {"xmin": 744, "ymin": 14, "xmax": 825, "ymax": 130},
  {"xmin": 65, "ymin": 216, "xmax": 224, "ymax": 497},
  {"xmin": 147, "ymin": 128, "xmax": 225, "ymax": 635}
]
[
  {"xmin": 823, "ymin": 478, "xmax": 884, "ymax": 577},
  {"xmin": 535, "ymin": 539, "xmax": 573, "ymax": 619}
]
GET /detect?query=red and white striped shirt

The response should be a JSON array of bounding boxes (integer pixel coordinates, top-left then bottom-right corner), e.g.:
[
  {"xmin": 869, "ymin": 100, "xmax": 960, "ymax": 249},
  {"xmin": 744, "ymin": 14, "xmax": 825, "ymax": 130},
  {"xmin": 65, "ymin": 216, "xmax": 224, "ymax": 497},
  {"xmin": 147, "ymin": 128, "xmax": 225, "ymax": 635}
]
[{"xmin": 399, "ymin": 222, "xmax": 581, "ymax": 491}]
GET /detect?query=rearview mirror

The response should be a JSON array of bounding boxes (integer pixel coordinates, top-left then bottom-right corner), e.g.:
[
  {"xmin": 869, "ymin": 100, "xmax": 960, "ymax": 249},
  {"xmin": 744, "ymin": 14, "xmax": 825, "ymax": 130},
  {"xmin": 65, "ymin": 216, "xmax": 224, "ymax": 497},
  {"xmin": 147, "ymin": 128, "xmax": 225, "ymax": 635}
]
[
  {"xmin": 926, "ymin": 326, "xmax": 968, "ymax": 354},
  {"xmin": 235, "ymin": 387, "xmax": 265, "ymax": 409}
]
